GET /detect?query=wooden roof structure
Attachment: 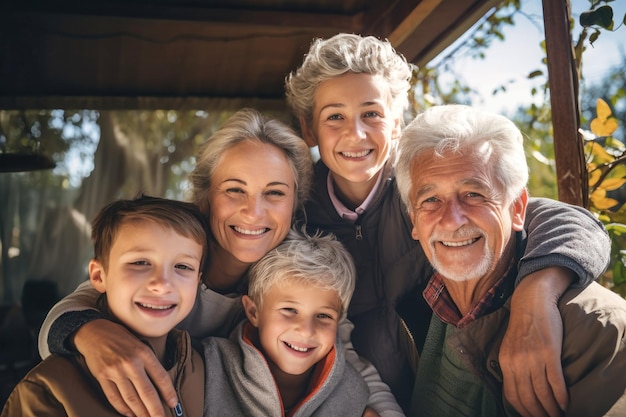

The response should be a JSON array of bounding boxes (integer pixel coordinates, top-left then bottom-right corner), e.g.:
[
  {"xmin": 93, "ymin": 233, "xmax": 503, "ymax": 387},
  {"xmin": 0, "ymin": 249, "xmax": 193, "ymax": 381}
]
[
  {"xmin": 0, "ymin": 0, "xmax": 585, "ymax": 205},
  {"xmin": 0, "ymin": 0, "xmax": 500, "ymax": 109}
]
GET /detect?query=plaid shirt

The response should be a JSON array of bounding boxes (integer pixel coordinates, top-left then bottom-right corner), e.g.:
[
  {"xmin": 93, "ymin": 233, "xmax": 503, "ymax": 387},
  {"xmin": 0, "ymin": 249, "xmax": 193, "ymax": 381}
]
[{"xmin": 423, "ymin": 257, "xmax": 516, "ymax": 330}]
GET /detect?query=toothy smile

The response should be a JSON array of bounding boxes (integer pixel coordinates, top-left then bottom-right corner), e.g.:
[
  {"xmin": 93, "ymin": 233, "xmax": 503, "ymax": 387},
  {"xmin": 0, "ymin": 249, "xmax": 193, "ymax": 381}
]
[
  {"xmin": 341, "ymin": 150, "xmax": 371, "ymax": 158},
  {"xmin": 284, "ymin": 342, "xmax": 312, "ymax": 352},
  {"xmin": 137, "ymin": 303, "xmax": 175, "ymax": 310},
  {"xmin": 232, "ymin": 226, "xmax": 268, "ymax": 235},
  {"xmin": 441, "ymin": 238, "xmax": 479, "ymax": 247}
]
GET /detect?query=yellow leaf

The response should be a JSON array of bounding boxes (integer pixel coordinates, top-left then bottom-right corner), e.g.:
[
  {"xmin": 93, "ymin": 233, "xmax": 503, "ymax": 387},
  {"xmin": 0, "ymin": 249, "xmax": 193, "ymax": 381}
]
[
  {"xmin": 596, "ymin": 98, "xmax": 612, "ymax": 120},
  {"xmin": 600, "ymin": 178, "xmax": 626, "ymax": 191},
  {"xmin": 588, "ymin": 169, "xmax": 602, "ymax": 186},
  {"xmin": 591, "ymin": 98, "xmax": 619, "ymax": 137},
  {"xmin": 597, "ymin": 197, "xmax": 619, "ymax": 210},
  {"xmin": 588, "ymin": 141, "xmax": 615, "ymax": 164},
  {"xmin": 590, "ymin": 188, "xmax": 619, "ymax": 210},
  {"xmin": 590, "ymin": 117, "xmax": 619, "ymax": 136}
]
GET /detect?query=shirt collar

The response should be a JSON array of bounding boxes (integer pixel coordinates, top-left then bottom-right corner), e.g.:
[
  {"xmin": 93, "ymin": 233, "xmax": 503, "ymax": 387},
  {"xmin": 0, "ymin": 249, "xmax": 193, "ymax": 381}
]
[
  {"xmin": 423, "ymin": 235, "xmax": 520, "ymax": 329},
  {"xmin": 327, "ymin": 171, "xmax": 383, "ymax": 223}
]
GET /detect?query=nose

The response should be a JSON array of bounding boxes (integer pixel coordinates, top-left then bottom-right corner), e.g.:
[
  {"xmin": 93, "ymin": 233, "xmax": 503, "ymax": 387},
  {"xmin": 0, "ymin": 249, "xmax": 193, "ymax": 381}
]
[
  {"xmin": 295, "ymin": 316, "xmax": 315, "ymax": 337},
  {"xmin": 147, "ymin": 267, "xmax": 173, "ymax": 293},
  {"xmin": 343, "ymin": 117, "xmax": 367, "ymax": 142},
  {"xmin": 440, "ymin": 197, "xmax": 468, "ymax": 230},
  {"xmin": 241, "ymin": 194, "xmax": 265, "ymax": 219}
]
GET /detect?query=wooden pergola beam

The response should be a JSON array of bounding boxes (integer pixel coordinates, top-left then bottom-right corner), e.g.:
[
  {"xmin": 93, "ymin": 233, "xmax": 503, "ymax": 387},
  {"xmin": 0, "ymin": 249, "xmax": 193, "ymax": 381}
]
[{"xmin": 542, "ymin": 0, "xmax": 588, "ymax": 207}]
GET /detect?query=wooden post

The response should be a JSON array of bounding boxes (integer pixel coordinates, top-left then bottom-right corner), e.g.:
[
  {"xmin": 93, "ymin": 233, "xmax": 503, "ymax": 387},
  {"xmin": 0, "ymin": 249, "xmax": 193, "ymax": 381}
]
[{"xmin": 542, "ymin": 0, "xmax": 587, "ymax": 207}]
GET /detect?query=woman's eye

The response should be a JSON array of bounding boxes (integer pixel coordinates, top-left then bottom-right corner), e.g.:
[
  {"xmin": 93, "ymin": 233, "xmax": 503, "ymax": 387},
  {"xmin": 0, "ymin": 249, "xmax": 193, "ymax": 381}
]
[
  {"xmin": 226, "ymin": 187, "xmax": 245, "ymax": 194},
  {"xmin": 327, "ymin": 114, "xmax": 342, "ymax": 121},
  {"xmin": 266, "ymin": 189, "xmax": 286, "ymax": 197},
  {"xmin": 175, "ymin": 264, "xmax": 194, "ymax": 271},
  {"xmin": 363, "ymin": 111, "xmax": 381, "ymax": 118}
]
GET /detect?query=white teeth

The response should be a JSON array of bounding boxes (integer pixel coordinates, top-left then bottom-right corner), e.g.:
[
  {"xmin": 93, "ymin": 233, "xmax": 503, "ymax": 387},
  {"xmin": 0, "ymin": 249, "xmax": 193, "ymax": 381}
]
[
  {"xmin": 285, "ymin": 342, "xmax": 310, "ymax": 352},
  {"xmin": 233, "ymin": 226, "xmax": 267, "ymax": 235},
  {"xmin": 139, "ymin": 303, "xmax": 173, "ymax": 310},
  {"xmin": 342, "ymin": 150, "xmax": 371, "ymax": 158},
  {"xmin": 441, "ymin": 238, "xmax": 477, "ymax": 247}
]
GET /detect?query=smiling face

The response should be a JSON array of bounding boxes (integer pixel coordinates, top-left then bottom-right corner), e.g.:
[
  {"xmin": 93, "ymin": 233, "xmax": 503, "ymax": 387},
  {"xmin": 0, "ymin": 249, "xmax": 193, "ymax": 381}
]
[
  {"xmin": 407, "ymin": 149, "xmax": 527, "ymax": 283},
  {"xmin": 242, "ymin": 278, "xmax": 342, "ymax": 377},
  {"xmin": 207, "ymin": 139, "xmax": 296, "ymax": 265},
  {"xmin": 304, "ymin": 72, "xmax": 401, "ymax": 204},
  {"xmin": 89, "ymin": 221, "xmax": 202, "ymax": 339}
]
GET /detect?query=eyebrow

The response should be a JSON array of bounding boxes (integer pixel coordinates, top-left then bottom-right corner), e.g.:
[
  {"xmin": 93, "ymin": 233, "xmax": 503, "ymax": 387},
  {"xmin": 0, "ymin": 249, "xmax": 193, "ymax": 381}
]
[
  {"xmin": 221, "ymin": 178, "xmax": 291, "ymax": 188},
  {"xmin": 413, "ymin": 177, "xmax": 489, "ymax": 200},
  {"xmin": 319, "ymin": 100, "xmax": 384, "ymax": 113}
]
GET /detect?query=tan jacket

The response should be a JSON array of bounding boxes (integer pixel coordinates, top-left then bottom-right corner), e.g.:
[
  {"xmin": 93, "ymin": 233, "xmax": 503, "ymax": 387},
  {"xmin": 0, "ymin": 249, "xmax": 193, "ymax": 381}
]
[
  {"xmin": 450, "ymin": 282, "xmax": 626, "ymax": 417},
  {"xmin": 1, "ymin": 329, "xmax": 204, "ymax": 417}
]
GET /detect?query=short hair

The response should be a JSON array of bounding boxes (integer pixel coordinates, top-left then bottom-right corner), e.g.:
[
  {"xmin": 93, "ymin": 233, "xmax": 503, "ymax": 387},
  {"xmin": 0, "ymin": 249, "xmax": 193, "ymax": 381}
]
[
  {"xmin": 396, "ymin": 104, "xmax": 529, "ymax": 210},
  {"xmin": 188, "ymin": 108, "xmax": 313, "ymax": 217},
  {"xmin": 91, "ymin": 195, "xmax": 209, "ymax": 273},
  {"xmin": 247, "ymin": 227, "xmax": 356, "ymax": 314},
  {"xmin": 285, "ymin": 33, "xmax": 412, "ymax": 129}
]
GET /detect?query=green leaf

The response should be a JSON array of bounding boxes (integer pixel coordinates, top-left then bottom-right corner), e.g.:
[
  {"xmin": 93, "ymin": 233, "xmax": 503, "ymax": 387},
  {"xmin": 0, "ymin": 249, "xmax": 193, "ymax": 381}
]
[
  {"xmin": 606, "ymin": 223, "xmax": 626, "ymax": 235},
  {"xmin": 528, "ymin": 70, "xmax": 543, "ymax": 79},
  {"xmin": 580, "ymin": 5, "xmax": 614, "ymax": 29},
  {"xmin": 614, "ymin": 262, "xmax": 626, "ymax": 285}
]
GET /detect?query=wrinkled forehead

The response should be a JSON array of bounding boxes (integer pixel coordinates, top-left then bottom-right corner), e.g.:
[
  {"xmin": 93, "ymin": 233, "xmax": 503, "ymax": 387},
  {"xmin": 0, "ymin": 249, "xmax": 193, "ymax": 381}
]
[{"xmin": 409, "ymin": 148, "xmax": 499, "ymax": 193}]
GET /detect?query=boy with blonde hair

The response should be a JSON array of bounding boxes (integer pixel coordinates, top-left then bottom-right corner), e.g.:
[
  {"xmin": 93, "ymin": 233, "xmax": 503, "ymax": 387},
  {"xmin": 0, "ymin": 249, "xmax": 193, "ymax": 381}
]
[
  {"xmin": 2, "ymin": 195, "xmax": 207, "ymax": 417},
  {"xmin": 202, "ymin": 228, "xmax": 369, "ymax": 416}
]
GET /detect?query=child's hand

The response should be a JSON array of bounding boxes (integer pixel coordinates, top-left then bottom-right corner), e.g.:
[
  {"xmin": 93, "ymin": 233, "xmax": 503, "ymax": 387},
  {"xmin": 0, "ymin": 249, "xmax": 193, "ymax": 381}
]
[
  {"xmin": 73, "ymin": 319, "xmax": 178, "ymax": 417},
  {"xmin": 361, "ymin": 406, "xmax": 381, "ymax": 417}
]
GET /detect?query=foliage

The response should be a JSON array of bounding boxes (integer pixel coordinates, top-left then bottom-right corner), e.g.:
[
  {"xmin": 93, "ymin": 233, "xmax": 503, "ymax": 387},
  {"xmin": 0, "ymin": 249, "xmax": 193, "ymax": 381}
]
[
  {"xmin": 583, "ymin": 98, "xmax": 626, "ymax": 296},
  {"xmin": 409, "ymin": 0, "xmax": 521, "ymax": 113},
  {"xmin": 410, "ymin": 0, "xmax": 626, "ymax": 298}
]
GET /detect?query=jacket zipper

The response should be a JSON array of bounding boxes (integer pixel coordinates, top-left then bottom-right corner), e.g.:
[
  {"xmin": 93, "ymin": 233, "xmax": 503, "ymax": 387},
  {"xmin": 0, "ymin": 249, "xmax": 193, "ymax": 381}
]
[
  {"xmin": 355, "ymin": 224, "xmax": 363, "ymax": 240},
  {"xmin": 399, "ymin": 317, "xmax": 419, "ymax": 374}
]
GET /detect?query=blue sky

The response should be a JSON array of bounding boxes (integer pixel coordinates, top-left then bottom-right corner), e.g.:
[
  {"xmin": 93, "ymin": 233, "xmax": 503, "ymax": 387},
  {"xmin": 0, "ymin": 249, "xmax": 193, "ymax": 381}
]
[{"xmin": 432, "ymin": 0, "xmax": 626, "ymax": 115}]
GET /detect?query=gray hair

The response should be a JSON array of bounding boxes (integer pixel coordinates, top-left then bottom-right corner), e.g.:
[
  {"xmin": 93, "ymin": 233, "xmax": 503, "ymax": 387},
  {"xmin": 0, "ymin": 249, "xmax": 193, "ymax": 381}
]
[
  {"xmin": 285, "ymin": 33, "xmax": 412, "ymax": 129},
  {"xmin": 247, "ymin": 227, "xmax": 356, "ymax": 313},
  {"xmin": 396, "ymin": 104, "xmax": 529, "ymax": 211},
  {"xmin": 189, "ymin": 108, "xmax": 313, "ymax": 218}
]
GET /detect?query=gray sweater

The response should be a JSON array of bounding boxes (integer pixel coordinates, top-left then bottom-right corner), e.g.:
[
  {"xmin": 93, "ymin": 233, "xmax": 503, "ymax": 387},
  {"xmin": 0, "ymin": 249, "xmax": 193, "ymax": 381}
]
[{"xmin": 202, "ymin": 321, "xmax": 369, "ymax": 417}]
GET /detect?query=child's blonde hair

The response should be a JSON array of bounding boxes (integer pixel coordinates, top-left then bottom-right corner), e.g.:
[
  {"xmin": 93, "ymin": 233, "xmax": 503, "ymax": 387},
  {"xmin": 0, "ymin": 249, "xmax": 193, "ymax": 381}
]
[{"xmin": 247, "ymin": 228, "xmax": 356, "ymax": 313}]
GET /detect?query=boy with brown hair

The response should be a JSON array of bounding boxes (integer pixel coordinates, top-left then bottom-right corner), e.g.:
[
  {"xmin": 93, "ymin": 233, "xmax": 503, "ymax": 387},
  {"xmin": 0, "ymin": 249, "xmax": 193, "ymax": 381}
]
[{"xmin": 2, "ymin": 195, "xmax": 207, "ymax": 417}]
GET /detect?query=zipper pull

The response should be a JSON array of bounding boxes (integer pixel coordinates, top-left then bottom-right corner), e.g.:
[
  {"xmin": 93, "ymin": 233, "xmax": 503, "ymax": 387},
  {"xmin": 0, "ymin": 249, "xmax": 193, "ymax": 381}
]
[
  {"xmin": 173, "ymin": 402, "xmax": 183, "ymax": 417},
  {"xmin": 355, "ymin": 224, "xmax": 363, "ymax": 240}
]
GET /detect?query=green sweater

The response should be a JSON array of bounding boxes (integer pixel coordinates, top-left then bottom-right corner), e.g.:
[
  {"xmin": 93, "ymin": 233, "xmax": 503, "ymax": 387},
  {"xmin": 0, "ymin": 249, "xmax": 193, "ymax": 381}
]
[{"xmin": 410, "ymin": 315, "xmax": 502, "ymax": 417}]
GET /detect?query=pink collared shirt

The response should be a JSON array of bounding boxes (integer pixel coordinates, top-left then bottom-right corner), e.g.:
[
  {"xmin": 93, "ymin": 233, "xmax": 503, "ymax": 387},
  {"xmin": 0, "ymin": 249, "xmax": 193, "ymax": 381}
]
[{"xmin": 327, "ymin": 171, "xmax": 383, "ymax": 223}]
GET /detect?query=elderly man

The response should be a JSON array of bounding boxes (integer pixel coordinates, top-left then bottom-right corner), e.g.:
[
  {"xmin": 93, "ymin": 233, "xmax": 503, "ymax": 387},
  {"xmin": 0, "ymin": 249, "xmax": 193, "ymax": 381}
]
[{"xmin": 395, "ymin": 104, "xmax": 626, "ymax": 417}]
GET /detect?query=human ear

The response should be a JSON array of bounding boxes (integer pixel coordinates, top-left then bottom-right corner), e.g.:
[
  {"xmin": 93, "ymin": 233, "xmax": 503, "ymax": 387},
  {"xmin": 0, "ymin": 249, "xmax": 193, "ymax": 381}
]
[
  {"xmin": 88, "ymin": 259, "xmax": 107, "ymax": 294},
  {"xmin": 511, "ymin": 189, "xmax": 529, "ymax": 231},
  {"xmin": 299, "ymin": 117, "xmax": 319, "ymax": 147},
  {"xmin": 391, "ymin": 116, "xmax": 402, "ymax": 140},
  {"xmin": 241, "ymin": 295, "xmax": 260, "ymax": 327}
]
